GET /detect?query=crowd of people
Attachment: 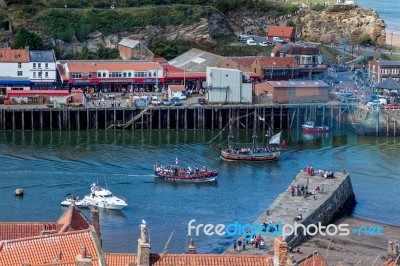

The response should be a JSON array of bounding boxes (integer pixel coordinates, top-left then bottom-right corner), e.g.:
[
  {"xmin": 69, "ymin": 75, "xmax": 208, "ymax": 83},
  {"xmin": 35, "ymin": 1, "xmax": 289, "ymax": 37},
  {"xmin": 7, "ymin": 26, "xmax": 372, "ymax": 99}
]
[{"xmin": 223, "ymin": 145, "xmax": 281, "ymax": 155}]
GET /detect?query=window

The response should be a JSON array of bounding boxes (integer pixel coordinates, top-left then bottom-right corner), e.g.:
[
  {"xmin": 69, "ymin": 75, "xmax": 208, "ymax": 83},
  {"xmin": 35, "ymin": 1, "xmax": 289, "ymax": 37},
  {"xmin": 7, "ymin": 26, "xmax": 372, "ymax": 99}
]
[
  {"xmin": 33, "ymin": 72, "xmax": 36, "ymax": 78},
  {"xmin": 38, "ymin": 63, "xmax": 41, "ymax": 68},
  {"xmin": 128, "ymin": 72, "xmax": 131, "ymax": 77},
  {"xmin": 123, "ymin": 72, "xmax": 127, "ymax": 77},
  {"xmin": 18, "ymin": 63, "xmax": 22, "ymax": 68},
  {"xmin": 97, "ymin": 72, "xmax": 101, "ymax": 78},
  {"xmin": 102, "ymin": 72, "xmax": 106, "ymax": 77},
  {"xmin": 33, "ymin": 63, "xmax": 36, "ymax": 68},
  {"xmin": 17, "ymin": 71, "xmax": 22, "ymax": 76},
  {"xmin": 45, "ymin": 72, "xmax": 48, "ymax": 78},
  {"xmin": 72, "ymin": 73, "xmax": 82, "ymax": 79},
  {"xmin": 38, "ymin": 71, "xmax": 42, "ymax": 77},
  {"xmin": 45, "ymin": 63, "xmax": 48, "ymax": 68},
  {"xmin": 134, "ymin": 72, "xmax": 146, "ymax": 77}
]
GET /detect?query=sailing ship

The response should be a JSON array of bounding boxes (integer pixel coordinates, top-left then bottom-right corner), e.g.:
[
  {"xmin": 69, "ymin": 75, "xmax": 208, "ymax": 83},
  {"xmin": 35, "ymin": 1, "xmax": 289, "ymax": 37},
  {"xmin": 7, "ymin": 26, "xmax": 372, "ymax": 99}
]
[{"xmin": 210, "ymin": 110, "xmax": 283, "ymax": 161}]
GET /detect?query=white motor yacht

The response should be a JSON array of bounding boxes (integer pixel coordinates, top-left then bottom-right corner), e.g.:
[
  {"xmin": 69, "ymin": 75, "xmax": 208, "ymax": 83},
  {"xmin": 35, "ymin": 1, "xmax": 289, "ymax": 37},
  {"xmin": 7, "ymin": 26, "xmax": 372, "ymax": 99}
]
[
  {"xmin": 83, "ymin": 183, "xmax": 127, "ymax": 210},
  {"xmin": 61, "ymin": 194, "xmax": 92, "ymax": 208}
]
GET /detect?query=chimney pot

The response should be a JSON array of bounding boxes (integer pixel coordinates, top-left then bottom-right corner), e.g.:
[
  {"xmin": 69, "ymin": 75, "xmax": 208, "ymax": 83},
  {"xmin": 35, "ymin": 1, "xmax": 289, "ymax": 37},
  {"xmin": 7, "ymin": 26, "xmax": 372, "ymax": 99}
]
[{"xmin": 81, "ymin": 245, "xmax": 87, "ymax": 258}]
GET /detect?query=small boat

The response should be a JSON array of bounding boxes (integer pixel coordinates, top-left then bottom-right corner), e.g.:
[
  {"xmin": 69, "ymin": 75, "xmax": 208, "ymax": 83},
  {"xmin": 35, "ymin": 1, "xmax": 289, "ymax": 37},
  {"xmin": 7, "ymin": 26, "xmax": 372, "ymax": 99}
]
[
  {"xmin": 83, "ymin": 183, "xmax": 128, "ymax": 210},
  {"xmin": 210, "ymin": 109, "xmax": 283, "ymax": 162},
  {"xmin": 154, "ymin": 163, "xmax": 218, "ymax": 182},
  {"xmin": 61, "ymin": 194, "xmax": 92, "ymax": 208},
  {"xmin": 302, "ymin": 121, "xmax": 329, "ymax": 133}
]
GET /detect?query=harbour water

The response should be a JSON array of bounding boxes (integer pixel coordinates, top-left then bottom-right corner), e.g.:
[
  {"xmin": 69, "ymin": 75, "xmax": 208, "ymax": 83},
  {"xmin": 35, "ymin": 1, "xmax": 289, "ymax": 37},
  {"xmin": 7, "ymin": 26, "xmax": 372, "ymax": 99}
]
[
  {"xmin": 358, "ymin": 0, "xmax": 399, "ymax": 34},
  {"xmin": 0, "ymin": 130, "xmax": 399, "ymax": 254}
]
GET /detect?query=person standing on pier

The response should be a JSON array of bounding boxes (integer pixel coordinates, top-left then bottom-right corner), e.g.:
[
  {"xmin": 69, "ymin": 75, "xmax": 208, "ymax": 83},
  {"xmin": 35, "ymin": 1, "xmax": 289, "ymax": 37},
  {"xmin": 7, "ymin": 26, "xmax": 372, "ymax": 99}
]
[
  {"xmin": 237, "ymin": 239, "xmax": 242, "ymax": 252},
  {"xmin": 233, "ymin": 240, "xmax": 237, "ymax": 251}
]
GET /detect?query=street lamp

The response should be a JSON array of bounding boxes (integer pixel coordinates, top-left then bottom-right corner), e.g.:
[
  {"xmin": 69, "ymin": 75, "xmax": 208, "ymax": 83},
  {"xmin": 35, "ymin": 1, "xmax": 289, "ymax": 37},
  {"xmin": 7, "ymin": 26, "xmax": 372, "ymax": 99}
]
[{"xmin": 271, "ymin": 61, "xmax": 276, "ymax": 80}]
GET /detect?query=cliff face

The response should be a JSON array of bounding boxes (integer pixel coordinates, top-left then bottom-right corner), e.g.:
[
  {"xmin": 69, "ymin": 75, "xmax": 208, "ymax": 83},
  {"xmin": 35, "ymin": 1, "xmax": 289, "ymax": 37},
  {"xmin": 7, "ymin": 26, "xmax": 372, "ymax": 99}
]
[{"xmin": 300, "ymin": 7, "xmax": 386, "ymax": 45}]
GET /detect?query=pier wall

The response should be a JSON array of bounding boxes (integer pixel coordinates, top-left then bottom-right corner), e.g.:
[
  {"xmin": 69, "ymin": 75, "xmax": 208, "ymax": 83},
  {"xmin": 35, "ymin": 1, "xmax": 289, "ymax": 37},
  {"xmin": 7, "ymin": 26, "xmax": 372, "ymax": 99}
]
[
  {"xmin": 285, "ymin": 173, "xmax": 356, "ymax": 247},
  {"xmin": 0, "ymin": 104, "xmax": 351, "ymax": 131}
]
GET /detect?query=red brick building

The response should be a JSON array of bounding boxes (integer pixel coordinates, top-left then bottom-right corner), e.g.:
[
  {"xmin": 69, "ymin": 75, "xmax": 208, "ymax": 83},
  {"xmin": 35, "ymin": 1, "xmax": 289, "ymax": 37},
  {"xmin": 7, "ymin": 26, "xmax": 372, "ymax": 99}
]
[
  {"xmin": 369, "ymin": 59, "xmax": 400, "ymax": 82},
  {"xmin": 252, "ymin": 57, "xmax": 298, "ymax": 81},
  {"xmin": 118, "ymin": 38, "xmax": 154, "ymax": 61},
  {"xmin": 267, "ymin": 26, "xmax": 295, "ymax": 43}
]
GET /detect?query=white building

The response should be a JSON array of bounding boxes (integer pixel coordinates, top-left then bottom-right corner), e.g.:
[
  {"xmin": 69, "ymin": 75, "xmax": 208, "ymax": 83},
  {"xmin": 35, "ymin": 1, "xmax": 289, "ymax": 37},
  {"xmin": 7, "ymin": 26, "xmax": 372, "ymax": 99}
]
[
  {"xmin": 205, "ymin": 67, "xmax": 252, "ymax": 104},
  {"xmin": 29, "ymin": 50, "xmax": 58, "ymax": 89},
  {"xmin": 0, "ymin": 48, "xmax": 30, "ymax": 93}
]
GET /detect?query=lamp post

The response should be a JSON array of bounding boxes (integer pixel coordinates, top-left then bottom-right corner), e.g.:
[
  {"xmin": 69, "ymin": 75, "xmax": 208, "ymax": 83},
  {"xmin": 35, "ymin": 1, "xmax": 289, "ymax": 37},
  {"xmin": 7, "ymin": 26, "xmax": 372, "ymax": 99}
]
[
  {"xmin": 271, "ymin": 61, "xmax": 276, "ymax": 80},
  {"xmin": 391, "ymin": 31, "xmax": 393, "ymax": 56}
]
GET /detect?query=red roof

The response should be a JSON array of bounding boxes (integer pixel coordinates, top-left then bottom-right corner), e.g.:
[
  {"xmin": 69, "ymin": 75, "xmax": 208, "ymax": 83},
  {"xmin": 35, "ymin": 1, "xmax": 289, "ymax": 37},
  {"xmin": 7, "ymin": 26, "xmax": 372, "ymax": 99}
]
[
  {"xmin": 257, "ymin": 57, "xmax": 297, "ymax": 68},
  {"xmin": 57, "ymin": 205, "xmax": 90, "ymax": 232},
  {"xmin": 0, "ymin": 48, "xmax": 29, "ymax": 63},
  {"xmin": 153, "ymin": 57, "xmax": 169, "ymax": 63},
  {"xmin": 162, "ymin": 64, "xmax": 184, "ymax": 73},
  {"xmin": 105, "ymin": 253, "xmax": 274, "ymax": 266},
  {"xmin": 169, "ymin": 85, "xmax": 185, "ymax": 91},
  {"xmin": 57, "ymin": 63, "xmax": 68, "ymax": 81},
  {"xmin": 0, "ymin": 229, "xmax": 101, "ymax": 266},
  {"xmin": 297, "ymin": 252, "xmax": 328, "ymax": 266},
  {"xmin": 0, "ymin": 223, "xmax": 61, "ymax": 241},
  {"xmin": 65, "ymin": 61, "xmax": 162, "ymax": 72},
  {"xmin": 267, "ymin": 26, "xmax": 294, "ymax": 38},
  {"xmin": 229, "ymin": 57, "xmax": 257, "ymax": 71}
]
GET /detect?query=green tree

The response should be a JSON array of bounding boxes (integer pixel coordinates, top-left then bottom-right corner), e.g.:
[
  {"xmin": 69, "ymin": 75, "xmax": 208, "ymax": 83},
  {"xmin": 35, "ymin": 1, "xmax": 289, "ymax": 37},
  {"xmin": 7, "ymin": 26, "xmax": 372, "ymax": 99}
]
[
  {"xmin": 12, "ymin": 27, "xmax": 42, "ymax": 50},
  {"xmin": 150, "ymin": 37, "xmax": 188, "ymax": 60},
  {"xmin": 358, "ymin": 34, "xmax": 374, "ymax": 46}
]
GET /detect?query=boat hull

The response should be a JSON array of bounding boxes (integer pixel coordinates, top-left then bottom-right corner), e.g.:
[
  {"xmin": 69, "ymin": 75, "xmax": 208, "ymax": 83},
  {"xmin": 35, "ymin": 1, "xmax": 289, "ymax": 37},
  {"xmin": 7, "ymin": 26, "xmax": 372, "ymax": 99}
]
[
  {"xmin": 220, "ymin": 150, "xmax": 280, "ymax": 161},
  {"xmin": 83, "ymin": 197, "xmax": 127, "ymax": 210},
  {"xmin": 302, "ymin": 126, "xmax": 329, "ymax": 133},
  {"xmin": 155, "ymin": 170, "xmax": 218, "ymax": 182},
  {"xmin": 61, "ymin": 199, "xmax": 92, "ymax": 208}
]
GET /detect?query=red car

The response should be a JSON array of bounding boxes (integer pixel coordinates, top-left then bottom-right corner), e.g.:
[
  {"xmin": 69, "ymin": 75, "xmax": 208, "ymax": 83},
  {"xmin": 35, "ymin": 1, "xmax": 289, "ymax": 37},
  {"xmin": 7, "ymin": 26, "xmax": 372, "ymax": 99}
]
[{"xmin": 384, "ymin": 103, "xmax": 400, "ymax": 110}]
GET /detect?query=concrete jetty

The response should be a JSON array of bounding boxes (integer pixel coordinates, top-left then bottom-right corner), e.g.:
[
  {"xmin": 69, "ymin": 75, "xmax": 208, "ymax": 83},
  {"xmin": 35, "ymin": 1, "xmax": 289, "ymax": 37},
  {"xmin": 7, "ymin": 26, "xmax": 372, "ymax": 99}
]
[{"xmin": 225, "ymin": 167, "xmax": 356, "ymax": 254}]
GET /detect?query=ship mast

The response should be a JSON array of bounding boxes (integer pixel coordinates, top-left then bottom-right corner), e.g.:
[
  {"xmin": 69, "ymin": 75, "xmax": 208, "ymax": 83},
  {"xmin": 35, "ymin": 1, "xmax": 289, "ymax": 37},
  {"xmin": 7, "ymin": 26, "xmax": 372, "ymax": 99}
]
[
  {"xmin": 227, "ymin": 118, "xmax": 234, "ymax": 148},
  {"xmin": 252, "ymin": 108, "xmax": 258, "ymax": 150}
]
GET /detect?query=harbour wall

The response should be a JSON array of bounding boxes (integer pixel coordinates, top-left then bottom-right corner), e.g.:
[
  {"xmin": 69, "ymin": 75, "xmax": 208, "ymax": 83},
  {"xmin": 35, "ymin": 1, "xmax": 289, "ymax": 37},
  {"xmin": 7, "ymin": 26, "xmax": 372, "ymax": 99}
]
[
  {"xmin": 225, "ymin": 169, "xmax": 356, "ymax": 254},
  {"xmin": 0, "ymin": 103, "xmax": 355, "ymax": 131}
]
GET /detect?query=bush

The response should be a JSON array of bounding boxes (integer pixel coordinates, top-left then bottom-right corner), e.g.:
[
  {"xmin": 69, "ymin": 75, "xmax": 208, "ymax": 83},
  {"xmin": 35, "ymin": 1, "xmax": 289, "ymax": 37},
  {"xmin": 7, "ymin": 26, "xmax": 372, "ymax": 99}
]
[
  {"xmin": 311, "ymin": 4, "xmax": 325, "ymax": 11},
  {"xmin": 328, "ymin": 5, "xmax": 354, "ymax": 13},
  {"xmin": 358, "ymin": 34, "xmax": 374, "ymax": 46}
]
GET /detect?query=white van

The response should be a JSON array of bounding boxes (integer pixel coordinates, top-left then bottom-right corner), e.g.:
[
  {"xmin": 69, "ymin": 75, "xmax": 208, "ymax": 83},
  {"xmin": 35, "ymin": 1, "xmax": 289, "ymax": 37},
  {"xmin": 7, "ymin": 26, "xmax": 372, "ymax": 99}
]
[{"xmin": 171, "ymin": 91, "xmax": 187, "ymax": 100}]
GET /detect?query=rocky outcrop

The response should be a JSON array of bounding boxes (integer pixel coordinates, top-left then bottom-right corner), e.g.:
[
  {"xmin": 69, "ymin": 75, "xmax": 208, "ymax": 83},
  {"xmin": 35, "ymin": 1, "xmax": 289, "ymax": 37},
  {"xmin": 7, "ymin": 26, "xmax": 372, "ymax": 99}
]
[{"xmin": 300, "ymin": 7, "xmax": 386, "ymax": 45}]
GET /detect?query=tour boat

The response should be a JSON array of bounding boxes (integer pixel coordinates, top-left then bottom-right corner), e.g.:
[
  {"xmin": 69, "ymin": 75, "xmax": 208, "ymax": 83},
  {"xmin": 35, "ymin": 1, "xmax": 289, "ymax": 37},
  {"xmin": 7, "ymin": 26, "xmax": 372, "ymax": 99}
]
[
  {"xmin": 154, "ymin": 163, "xmax": 218, "ymax": 182},
  {"xmin": 83, "ymin": 183, "xmax": 128, "ymax": 210},
  {"xmin": 61, "ymin": 194, "xmax": 92, "ymax": 208},
  {"xmin": 302, "ymin": 121, "xmax": 329, "ymax": 133},
  {"xmin": 210, "ymin": 109, "xmax": 284, "ymax": 162}
]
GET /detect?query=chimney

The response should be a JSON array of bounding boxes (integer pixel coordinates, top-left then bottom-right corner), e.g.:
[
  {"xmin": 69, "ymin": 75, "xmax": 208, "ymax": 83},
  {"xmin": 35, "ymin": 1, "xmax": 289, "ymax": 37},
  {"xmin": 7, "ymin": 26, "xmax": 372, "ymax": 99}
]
[
  {"xmin": 58, "ymin": 249, "xmax": 63, "ymax": 261},
  {"xmin": 91, "ymin": 206, "xmax": 101, "ymax": 246},
  {"xmin": 273, "ymin": 237, "xmax": 288, "ymax": 266},
  {"xmin": 137, "ymin": 221, "xmax": 150, "ymax": 266},
  {"xmin": 188, "ymin": 239, "xmax": 196, "ymax": 254},
  {"xmin": 75, "ymin": 246, "xmax": 92, "ymax": 266}
]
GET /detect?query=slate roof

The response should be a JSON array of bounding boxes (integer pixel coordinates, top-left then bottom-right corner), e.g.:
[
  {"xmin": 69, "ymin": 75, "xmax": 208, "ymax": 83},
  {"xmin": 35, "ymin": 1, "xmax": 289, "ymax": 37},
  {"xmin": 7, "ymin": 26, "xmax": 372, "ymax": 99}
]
[
  {"xmin": 118, "ymin": 38, "xmax": 140, "ymax": 49},
  {"xmin": 29, "ymin": 50, "xmax": 56, "ymax": 62},
  {"xmin": 268, "ymin": 80, "xmax": 329, "ymax": 88},
  {"xmin": 375, "ymin": 77, "xmax": 400, "ymax": 90},
  {"xmin": 169, "ymin": 48, "xmax": 225, "ymax": 72},
  {"xmin": 277, "ymin": 43, "xmax": 320, "ymax": 56},
  {"xmin": 0, "ymin": 48, "xmax": 29, "ymax": 63},
  {"xmin": 377, "ymin": 60, "xmax": 400, "ymax": 67}
]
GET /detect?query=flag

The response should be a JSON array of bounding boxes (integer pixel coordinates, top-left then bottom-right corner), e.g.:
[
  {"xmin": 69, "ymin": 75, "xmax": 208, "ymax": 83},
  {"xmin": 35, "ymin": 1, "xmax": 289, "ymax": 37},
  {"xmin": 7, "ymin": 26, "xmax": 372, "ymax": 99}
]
[
  {"xmin": 281, "ymin": 139, "xmax": 287, "ymax": 147},
  {"xmin": 258, "ymin": 115, "xmax": 265, "ymax": 121},
  {"xmin": 269, "ymin": 132, "xmax": 281, "ymax": 145},
  {"xmin": 175, "ymin": 157, "xmax": 179, "ymax": 165}
]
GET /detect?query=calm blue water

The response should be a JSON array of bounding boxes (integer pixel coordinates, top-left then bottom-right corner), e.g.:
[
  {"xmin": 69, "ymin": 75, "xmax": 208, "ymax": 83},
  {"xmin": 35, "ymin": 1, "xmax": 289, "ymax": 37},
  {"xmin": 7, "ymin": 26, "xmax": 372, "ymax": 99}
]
[
  {"xmin": 0, "ymin": 130, "xmax": 399, "ymax": 254},
  {"xmin": 358, "ymin": 0, "xmax": 399, "ymax": 34}
]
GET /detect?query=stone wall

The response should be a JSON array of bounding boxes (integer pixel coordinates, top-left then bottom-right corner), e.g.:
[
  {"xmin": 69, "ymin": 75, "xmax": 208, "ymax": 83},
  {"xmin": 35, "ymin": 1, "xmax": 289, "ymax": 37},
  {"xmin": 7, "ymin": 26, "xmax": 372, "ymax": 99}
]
[{"xmin": 285, "ymin": 174, "xmax": 356, "ymax": 247}]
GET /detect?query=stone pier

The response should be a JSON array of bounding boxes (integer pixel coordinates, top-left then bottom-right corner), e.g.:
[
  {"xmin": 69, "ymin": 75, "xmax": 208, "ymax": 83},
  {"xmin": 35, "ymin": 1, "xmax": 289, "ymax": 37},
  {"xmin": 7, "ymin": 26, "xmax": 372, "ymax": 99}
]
[{"xmin": 225, "ymin": 168, "xmax": 356, "ymax": 254}]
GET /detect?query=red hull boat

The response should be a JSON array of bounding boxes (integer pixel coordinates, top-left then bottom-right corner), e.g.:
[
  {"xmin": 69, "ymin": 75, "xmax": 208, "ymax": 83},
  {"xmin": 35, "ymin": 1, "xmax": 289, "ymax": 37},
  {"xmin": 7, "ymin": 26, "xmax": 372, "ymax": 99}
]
[{"xmin": 302, "ymin": 121, "xmax": 329, "ymax": 133}]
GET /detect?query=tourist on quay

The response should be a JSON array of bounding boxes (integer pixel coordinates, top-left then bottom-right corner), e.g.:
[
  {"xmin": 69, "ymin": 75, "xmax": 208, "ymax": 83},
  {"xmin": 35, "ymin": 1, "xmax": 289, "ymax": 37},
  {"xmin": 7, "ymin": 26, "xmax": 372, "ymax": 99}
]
[
  {"xmin": 237, "ymin": 239, "xmax": 242, "ymax": 252},
  {"xmin": 291, "ymin": 185, "xmax": 295, "ymax": 196},
  {"xmin": 242, "ymin": 239, "xmax": 246, "ymax": 251},
  {"xmin": 233, "ymin": 240, "xmax": 237, "ymax": 250}
]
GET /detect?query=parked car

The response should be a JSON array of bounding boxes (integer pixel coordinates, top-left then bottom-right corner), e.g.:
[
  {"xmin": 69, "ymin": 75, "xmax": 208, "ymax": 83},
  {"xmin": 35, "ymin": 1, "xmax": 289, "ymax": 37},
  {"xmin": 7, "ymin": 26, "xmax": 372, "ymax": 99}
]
[
  {"xmin": 171, "ymin": 97, "xmax": 182, "ymax": 106},
  {"xmin": 367, "ymin": 100, "xmax": 380, "ymax": 107},
  {"xmin": 258, "ymin": 41, "xmax": 272, "ymax": 46},
  {"xmin": 246, "ymin": 39, "xmax": 257, "ymax": 46},
  {"xmin": 162, "ymin": 98, "xmax": 172, "ymax": 106},
  {"xmin": 198, "ymin": 98, "xmax": 208, "ymax": 105},
  {"xmin": 150, "ymin": 97, "xmax": 161, "ymax": 106}
]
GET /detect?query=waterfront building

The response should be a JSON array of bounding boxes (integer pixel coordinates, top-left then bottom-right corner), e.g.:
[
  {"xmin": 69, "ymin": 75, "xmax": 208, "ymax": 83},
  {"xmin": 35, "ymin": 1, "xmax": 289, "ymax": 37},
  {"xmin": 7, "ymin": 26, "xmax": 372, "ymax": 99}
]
[
  {"xmin": 252, "ymin": 57, "xmax": 298, "ymax": 81},
  {"xmin": 369, "ymin": 59, "xmax": 400, "ymax": 82},
  {"xmin": 205, "ymin": 67, "xmax": 253, "ymax": 104},
  {"xmin": 57, "ymin": 60, "xmax": 163, "ymax": 93},
  {"xmin": 267, "ymin": 25, "xmax": 295, "ymax": 43},
  {"xmin": 118, "ymin": 38, "xmax": 154, "ymax": 61},
  {"xmin": 0, "ymin": 47, "xmax": 30, "ymax": 94},
  {"xmin": 218, "ymin": 56, "xmax": 257, "ymax": 73},
  {"xmin": 29, "ymin": 50, "xmax": 58, "ymax": 90},
  {"xmin": 255, "ymin": 80, "xmax": 329, "ymax": 104},
  {"xmin": 271, "ymin": 43, "xmax": 327, "ymax": 79}
]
